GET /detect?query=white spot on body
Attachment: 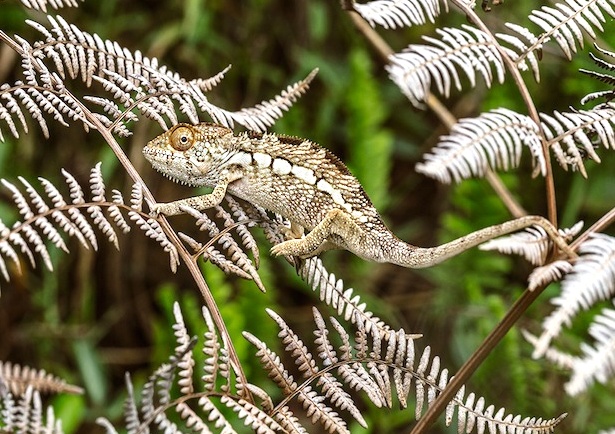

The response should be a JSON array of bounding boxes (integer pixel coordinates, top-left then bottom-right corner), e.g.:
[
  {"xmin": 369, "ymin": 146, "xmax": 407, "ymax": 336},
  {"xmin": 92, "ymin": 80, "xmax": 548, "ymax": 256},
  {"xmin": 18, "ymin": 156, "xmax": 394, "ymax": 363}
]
[
  {"xmin": 291, "ymin": 165, "xmax": 317, "ymax": 185},
  {"xmin": 272, "ymin": 158, "xmax": 292, "ymax": 175},
  {"xmin": 352, "ymin": 210, "xmax": 368, "ymax": 222},
  {"xmin": 317, "ymin": 178, "xmax": 348, "ymax": 208},
  {"xmin": 227, "ymin": 151, "xmax": 252, "ymax": 166},
  {"xmin": 316, "ymin": 179, "xmax": 334, "ymax": 194},
  {"xmin": 253, "ymin": 152, "xmax": 272, "ymax": 168}
]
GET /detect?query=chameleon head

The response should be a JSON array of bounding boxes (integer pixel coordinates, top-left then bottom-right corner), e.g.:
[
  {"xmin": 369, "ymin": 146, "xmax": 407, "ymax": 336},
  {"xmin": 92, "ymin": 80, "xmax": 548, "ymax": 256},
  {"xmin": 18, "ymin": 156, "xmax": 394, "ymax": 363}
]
[{"xmin": 143, "ymin": 123, "xmax": 233, "ymax": 186}]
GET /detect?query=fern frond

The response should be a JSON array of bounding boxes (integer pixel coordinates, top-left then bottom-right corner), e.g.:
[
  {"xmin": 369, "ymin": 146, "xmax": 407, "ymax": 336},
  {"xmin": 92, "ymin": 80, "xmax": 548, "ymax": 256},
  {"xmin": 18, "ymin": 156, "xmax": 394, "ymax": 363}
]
[
  {"xmin": 350, "ymin": 0, "xmax": 445, "ymax": 29},
  {"xmin": 565, "ymin": 305, "xmax": 615, "ymax": 395},
  {"xmin": 479, "ymin": 221, "xmax": 582, "ymax": 266},
  {"xmin": 19, "ymin": 0, "xmax": 82, "ymax": 12},
  {"xmin": 0, "ymin": 164, "xmax": 180, "ymax": 290},
  {"xmin": 386, "ymin": 25, "xmax": 504, "ymax": 107},
  {"xmin": 0, "ymin": 387, "xmax": 64, "ymax": 434},
  {"xmin": 199, "ymin": 308, "xmax": 232, "ymax": 397},
  {"xmin": 541, "ymin": 106, "xmax": 615, "ymax": 177},
  {"xmin": 527, "ymin": 260, "xmax": 574, "ymax": 291},
  {"xmin": 415, "ymin": 108, "xmax": 545, "ymax": 183},
  {"xmin": 533, "ymin": 233, "xmax": 615, "ymax": 358},
  {"xmin": 132, "ymin": 212, "xmax": 180, "ymax": 272},
  {"xmin": 1, "ymin": 16, "xmax": 316, "ymax": 138},
  {"xmin": 176, "ymin": 203, "xmax": 264, "ymax": 292},
  {"xmin": 0, "ymin": 361, "xmax": 83, "ymax": 396},
  {"xmin": 245, "ymin": 307, "xmax": 566, "ymax": 434},
  {"xmin": 0, "ymin": 80, "xmax": 89, "ymax": 141},
  {"xmin": 220, "ymin": 396, "xmax": 284, "ymax": 433},
  {"xmin": 498, "ymin": 0, "xmax": 615, "ymax": 80},
  {"xmin": 299, "ymin": 257, "xmax": 394, "ymax": 337},
  {"xmin": 171, "ymin": 303, "xmax": 196, "ymax": 396}
]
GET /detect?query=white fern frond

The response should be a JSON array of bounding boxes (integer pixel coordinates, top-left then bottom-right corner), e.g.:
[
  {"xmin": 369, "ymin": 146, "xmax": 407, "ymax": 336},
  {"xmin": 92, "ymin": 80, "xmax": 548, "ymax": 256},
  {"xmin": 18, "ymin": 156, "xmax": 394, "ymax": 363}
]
[
  {"xmin": 386, "ymin": 25, "xmax": 504, "ymax": 107},
  {"xmin": 522, "ymin": 330, "xmax": 577, "ymax": 370},
  {"xmin": 176, "ymin": 203, "xmax": 264, "ymax": 292},
  {"xmin": 4, "ymin": 16, "xmax": 316, "ymax": 138},
  {"xmin": 19, "ymin": 0, "xmax": 82, "ymax": 12},
  {"xmin": 299, "ymin": 257, "xmax": 395, "ymax": 338},
  {"xmin": 220, "ymin": 396, "xmax": 284, "ymax": 433},
  {"xmin": 479, "ymin": 221, "xmax": 582, "ymax": 266},
  {"xmin": 527, "ymin": 260, "xmax": 574, "ymax": 291},
  {"xmin": 533, "ymin": 233, "xmax": 615, "ymax": 358},
  {"xmin": 498, "ymin": 0, "xmax": 615, "ymax": 80},
  {"xmin": 580, "ymin": 45, "xmax": 615, "ymax": 104},
  {"xmin": 541, "ymin": 106, "xmax": 615, "ymax": 177},
  {"xmin": 246, "ymin": 306, "xmax": 566, "ymax": 434},
  {"xmin": 351, "ymin": 0, "xmax": 445, "ymax": 29},
  {"xmin": 0, "ymin": 164, "xmax": 181, "ymax": 290},
  {"xmin": 0, "ymin": 387, "xmax": 64, "ymax": 434},
  {"xmin": 416, "ymin": 108, "xmax": 545, "ymax": 183},
  {"xmin": 565, "ymin": 304, "xmax": 615, "ymax": 395},
  {"xmin": 0, "ymin": 361, "xmax": 83, "ymax": 396},
  {"xmin": 171, "ymin": 303, "xmax": 195, "ymax": 396}
]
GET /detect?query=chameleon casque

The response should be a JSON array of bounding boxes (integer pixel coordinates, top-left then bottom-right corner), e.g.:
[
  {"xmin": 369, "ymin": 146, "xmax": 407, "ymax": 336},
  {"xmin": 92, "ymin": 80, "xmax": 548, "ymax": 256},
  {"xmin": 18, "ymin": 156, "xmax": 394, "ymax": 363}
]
[{"xmin": 143, "ymin": 123, "xmax": 575, "ymax": 268}]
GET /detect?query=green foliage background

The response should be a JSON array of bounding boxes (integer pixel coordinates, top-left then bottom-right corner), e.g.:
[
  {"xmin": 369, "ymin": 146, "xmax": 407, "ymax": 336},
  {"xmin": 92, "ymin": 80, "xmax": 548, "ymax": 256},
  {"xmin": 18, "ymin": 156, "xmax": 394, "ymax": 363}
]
[{"xmin": 0, "ymin": 1, "xmax": 614, "ymax": 433}]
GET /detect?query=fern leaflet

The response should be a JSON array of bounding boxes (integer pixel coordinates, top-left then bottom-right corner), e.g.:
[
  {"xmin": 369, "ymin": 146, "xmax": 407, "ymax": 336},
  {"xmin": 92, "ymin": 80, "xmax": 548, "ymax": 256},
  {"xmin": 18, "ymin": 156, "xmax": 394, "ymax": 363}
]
[{"xmin": 387, "ymin": 25, "xmax": 504, "ymax": 107}]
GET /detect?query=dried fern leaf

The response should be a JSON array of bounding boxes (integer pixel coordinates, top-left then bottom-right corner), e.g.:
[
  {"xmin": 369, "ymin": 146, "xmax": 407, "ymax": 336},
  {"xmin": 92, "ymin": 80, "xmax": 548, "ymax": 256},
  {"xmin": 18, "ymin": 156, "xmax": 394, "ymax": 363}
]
[
  {"xmin": 0, "ymin": 361, "xmax": 83, "ymax": 396},
  {"xmin": 8, "ymin": 16, "xmax": 316, "ymax": 135},
  {"xmin": 541, "ymin": 106, "xmax": 615, "ymax": 177},
  {"xmin": 416, "ymin": 108, "xmax": 545, "ymax": 183},
  {"xmin": 0, "ymin": 163, "xmax": 180, "ymax": 290},
  {"xmin": 522, "ymin": 330, "xmax": 576, "ymax": 370},
  {"xmin": 0, "ymin": 387, "xmax": 64, "ymax": 434},
  {"xmin": 220, "ymin": 396, "xmax": 284, "ymax": 433},
  {"xmin": 129, "ymin": 211, "xmax": 179, "ymax": 272},
  {"xmin": 351, "ymin": 0, "xmax": 445, "ymax": 29},
  {"xmin": 19, "ymin": 0, "xmax": 82, "ymax": 12},
  {"xmin": 580, "ymin": 45, "xmax": 615, "ymax": 104},
  {"xmin": 329, "ymin": 317, "xmax": 387, "ymax": 407},
  {"xmin": 171, "ymin": 303, "xmax": 196, "ymax": 396},
  {"xmin": 565, "ymin": 304, "xmax": 615, "ymax": 395},
  {"xmin": 479, "ymin": 221, "xmax": 582, "ymax": 266},
  {"xmin": 387, "ymin": 25, "xmax": 504, "ymax": 107},
  {"xmin": 176, "ymin": 204, "xmax": 264, "ymax": 292},
  {"xmin": 247, "ymin": 306, "xmax": 565, "ymax": 434},
  {"xmin": 299, "ymin": 257, "xmax": 393, "ymax": 336},
  {"xmin": 527, "ymin": 260, "xmax": 574, "ymax": 291},
  {"xmin": 498, "ymin": 0, "xmax": 615, "ymax": 80},
  {"xmin": 533, "ymin": 233, "xmax": 615, "ymax": 358},
  {"xmin": 201, "ymin": 306, "xmax": 222, "ymax": 393},
  {"xmin": 0, "ymin": 77, "xmax": 89, "ymax": 141},
  {"xmin": 272, "ymin": 405, "xmax": 309, "ymax": 434}
]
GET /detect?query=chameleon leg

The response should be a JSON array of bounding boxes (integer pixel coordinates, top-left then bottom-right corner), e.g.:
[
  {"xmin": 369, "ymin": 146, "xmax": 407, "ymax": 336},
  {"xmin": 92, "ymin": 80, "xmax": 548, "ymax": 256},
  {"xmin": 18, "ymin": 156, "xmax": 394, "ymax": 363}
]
[
  {"xmin": 150, "ymin": 170, "xmax": 243, "ymax": 216},
  {"xmin": 150, "ymin": 182, "xmax": 229, "ymax": 216},
  {"xmin": 270, "ymin": 208, "xmax": 359, "ymax": 258}
]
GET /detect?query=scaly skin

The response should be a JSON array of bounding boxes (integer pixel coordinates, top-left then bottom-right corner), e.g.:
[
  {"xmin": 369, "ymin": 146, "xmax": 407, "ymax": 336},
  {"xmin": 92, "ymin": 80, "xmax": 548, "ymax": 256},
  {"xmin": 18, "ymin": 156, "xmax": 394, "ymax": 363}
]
[{"xmin": 143, "ymin": 123, "xmax": 576, "ymax": 267}]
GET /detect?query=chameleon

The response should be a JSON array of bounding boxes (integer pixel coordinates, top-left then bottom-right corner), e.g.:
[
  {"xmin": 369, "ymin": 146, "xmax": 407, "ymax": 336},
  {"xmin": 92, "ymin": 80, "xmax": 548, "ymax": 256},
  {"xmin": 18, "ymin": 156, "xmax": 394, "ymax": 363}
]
[{"xmin": 143, "ymin": 122, "xmax": 576, "ymax": 268}]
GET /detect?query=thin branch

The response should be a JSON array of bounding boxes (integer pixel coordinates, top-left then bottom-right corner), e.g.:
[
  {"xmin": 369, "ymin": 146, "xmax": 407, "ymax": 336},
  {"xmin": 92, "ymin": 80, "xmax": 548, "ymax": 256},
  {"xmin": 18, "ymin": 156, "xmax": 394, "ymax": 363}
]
[{"xmin": 571, "ymin": 205, "xmax": 615, "ymax": 251}]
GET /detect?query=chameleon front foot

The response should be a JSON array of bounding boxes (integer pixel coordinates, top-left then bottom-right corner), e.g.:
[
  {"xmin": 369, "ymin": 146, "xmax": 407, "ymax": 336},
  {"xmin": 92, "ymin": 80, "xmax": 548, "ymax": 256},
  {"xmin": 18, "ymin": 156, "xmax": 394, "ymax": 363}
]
[{"xmin": 271, "ymin": 239, "xmax": 315, "ymax": 259}]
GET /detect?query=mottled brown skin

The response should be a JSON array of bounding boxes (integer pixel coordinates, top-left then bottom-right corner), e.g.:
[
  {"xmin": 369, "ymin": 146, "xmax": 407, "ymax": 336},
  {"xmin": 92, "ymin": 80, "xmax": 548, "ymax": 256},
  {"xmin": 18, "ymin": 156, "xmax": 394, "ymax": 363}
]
[{"xmin": 143, "ymin": 123, "xmax": 575, "ymax": 268}]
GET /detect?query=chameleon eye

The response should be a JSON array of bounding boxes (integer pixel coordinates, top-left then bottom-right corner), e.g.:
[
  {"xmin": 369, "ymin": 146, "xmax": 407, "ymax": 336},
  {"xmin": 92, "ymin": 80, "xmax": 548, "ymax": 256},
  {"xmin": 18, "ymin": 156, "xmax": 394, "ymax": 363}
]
[{"xmin": 170, "ymin": 126, "xmax": 194, "ymax": 151}]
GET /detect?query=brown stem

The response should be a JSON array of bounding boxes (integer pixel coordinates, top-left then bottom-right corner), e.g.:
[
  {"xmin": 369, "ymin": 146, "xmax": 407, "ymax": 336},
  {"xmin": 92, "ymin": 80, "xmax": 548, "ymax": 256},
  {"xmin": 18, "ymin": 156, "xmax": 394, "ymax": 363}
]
[{"xmin": 571, "ymin": 205, "xmax": 615, "ymax": 251}]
